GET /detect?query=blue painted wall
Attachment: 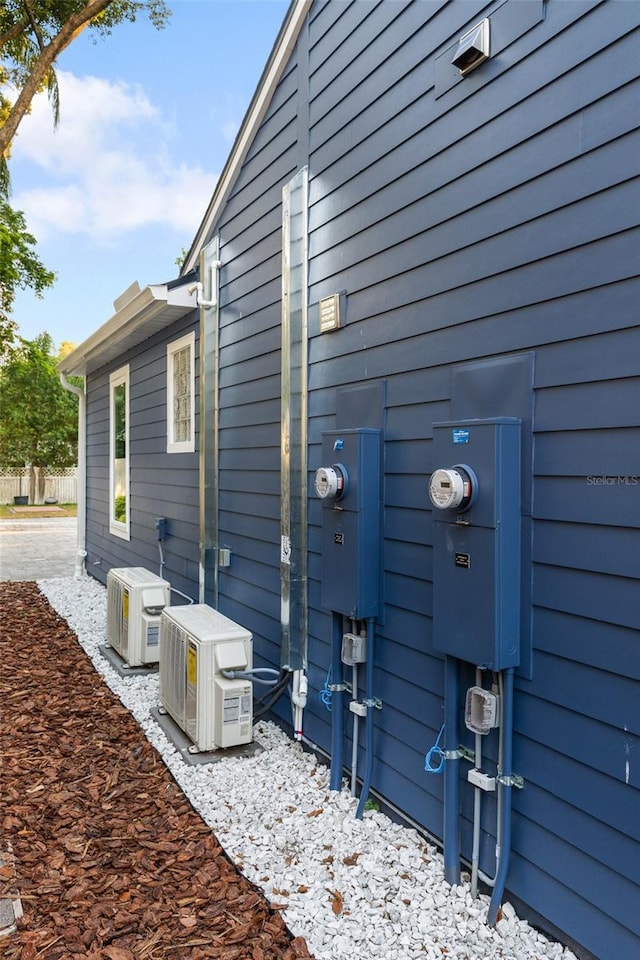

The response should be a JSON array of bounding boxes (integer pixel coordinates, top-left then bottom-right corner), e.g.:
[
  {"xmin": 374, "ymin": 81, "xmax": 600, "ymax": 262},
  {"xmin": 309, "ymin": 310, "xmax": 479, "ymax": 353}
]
[
  {"xmin": 204, "ymin": 2, "xmax": 640, "ymax": 958},
  {"xmin": 82, "ymin": 2, "xmax": 639, "ymax": 957},
  {"xmin": 85, "ymin": 315, "xmax": 200, "ymax": 601}
]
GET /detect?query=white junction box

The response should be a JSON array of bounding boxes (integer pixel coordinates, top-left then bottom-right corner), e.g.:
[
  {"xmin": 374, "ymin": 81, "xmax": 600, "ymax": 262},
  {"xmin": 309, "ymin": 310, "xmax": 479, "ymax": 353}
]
[
  {"xmin": 159, "ymin": 604, "xmax": 253, "ymax": 752},
  {"xmin": 468, "ymin": 767, "xmax": 496, "ymax": 792},
  {"xmin": 106, "ymin": 567, "xmax": 170, "ymax": 667},
  {"xmin": 341, "ymin": 632, "xmax": 367, "ymax": 665},
  {"xmin": 465, "ymin": 685, "xmax": 500, "ymax": 736}
]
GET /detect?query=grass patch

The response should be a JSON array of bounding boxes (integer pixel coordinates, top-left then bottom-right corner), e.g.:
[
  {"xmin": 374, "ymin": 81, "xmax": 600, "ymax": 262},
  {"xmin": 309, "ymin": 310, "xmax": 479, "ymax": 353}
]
[{"xmin": 0, "ymin": 503, "xmax": 78, "ymax": 519}]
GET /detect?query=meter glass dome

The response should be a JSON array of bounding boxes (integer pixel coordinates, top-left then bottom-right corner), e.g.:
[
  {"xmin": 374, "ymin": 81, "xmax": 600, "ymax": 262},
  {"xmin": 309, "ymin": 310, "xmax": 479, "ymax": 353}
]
[
  {"xmin": 429, "ymin": 466, "xmax": 474, "ymax": 511},
  {"xmin": 314, "ymin": 465, "xmax": 345, "ymax": 500}
]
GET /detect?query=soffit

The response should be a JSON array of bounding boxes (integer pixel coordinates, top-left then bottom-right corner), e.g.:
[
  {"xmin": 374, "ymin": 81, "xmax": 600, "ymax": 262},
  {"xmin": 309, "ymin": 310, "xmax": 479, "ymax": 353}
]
[{"xmin": 58, "ymin": 282, "xmax": 196, "ymax": 378}]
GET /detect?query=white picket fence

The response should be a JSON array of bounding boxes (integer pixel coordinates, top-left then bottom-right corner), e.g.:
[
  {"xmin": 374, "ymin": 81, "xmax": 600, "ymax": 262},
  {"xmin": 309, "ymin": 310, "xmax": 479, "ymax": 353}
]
[{"xmin": 0, "ymin": 468, "xmax": 77, "ymax": 505}]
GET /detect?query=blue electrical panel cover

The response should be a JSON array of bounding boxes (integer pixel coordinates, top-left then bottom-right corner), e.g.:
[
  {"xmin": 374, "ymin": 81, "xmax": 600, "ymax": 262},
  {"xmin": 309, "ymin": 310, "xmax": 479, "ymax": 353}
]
[
  {"xmin": 430, "ymin": 419, "xmax": 521, "ymax": 670},
  {"xmin": 319, "ymin": 428, "xmax": 382, "ymax": 619}
]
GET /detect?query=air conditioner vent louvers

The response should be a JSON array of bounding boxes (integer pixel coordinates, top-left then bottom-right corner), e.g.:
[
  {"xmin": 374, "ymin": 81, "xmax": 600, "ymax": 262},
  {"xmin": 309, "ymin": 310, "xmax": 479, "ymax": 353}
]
[
  {"xmin": 106, "ymin": 568, "xmax": 170, "ymax": 667},
  {"xmin": 159, "ymin": 616, "xmax": 188, "ymax": 730}
]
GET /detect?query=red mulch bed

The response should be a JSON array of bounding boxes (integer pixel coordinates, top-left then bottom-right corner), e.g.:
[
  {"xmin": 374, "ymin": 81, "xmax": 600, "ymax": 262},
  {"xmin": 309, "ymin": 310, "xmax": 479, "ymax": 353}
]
[{"xmin": 0, "ymin": 582, "xmax": 313, "ymax": 960}]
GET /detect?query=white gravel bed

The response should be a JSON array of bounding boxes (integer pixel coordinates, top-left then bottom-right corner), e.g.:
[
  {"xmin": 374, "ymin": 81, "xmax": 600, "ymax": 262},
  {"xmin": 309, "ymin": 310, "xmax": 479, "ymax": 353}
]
[{"xmin": 38, "ymin": 576, "xmax": 578, "ymax": 960}]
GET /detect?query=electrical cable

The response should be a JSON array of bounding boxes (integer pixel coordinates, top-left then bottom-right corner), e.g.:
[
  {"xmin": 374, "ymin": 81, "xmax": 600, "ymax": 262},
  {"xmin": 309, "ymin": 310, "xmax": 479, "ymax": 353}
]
[
  {"xmin": 254, "ymin": 668, "xmax": 289, "ymax": 704},
  {"xmin": 223, "ymin": 671, "xmax": 279, "ymax": 686},
  {"xmin": 222, "ymin": 667, "xmax": 281, "ymax": 684},
  {"xmin": 424, "ymin": 723, "xmax": 446, "ymax": 774},
  {"xmin": 319, "ymin": 667, "xmax": 333, "ymax": 711},
  {"xmin": 253, "ymin": 669, "xmax": 291, "ymax": 719},
  {"xmin": 170, "ymin": 586, "xmax": 195, "ymax": 604},
  {"xmin": 158, "ymin": 540, "xmax": 195, "ymax": 603}
]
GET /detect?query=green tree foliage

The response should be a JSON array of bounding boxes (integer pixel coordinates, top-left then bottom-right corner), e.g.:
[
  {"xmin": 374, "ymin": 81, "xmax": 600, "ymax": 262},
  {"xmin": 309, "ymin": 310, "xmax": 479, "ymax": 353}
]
[
  {"xmin": 0, "ymin": 200, "xmax": 55, "ymax": 352},
  {"xmin": 0, "ymin": 2, "xmax": 170, "ymax": 340},
  {"xmin": 0, "ymin": 333, "xmax": 80, "ymax": 499},
  {"xmin": 0, "ymin": 1, "xmax": 170, "ymax": 160}
]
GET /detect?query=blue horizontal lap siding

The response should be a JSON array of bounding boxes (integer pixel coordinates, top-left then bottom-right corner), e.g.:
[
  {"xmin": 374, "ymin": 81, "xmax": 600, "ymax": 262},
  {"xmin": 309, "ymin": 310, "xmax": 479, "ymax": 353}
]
[
  {"xmin": 534, "ymin": 428, "xmax": 640, "ymax": 476},
  {"xmin": 535, "ymin": 376, "xmax": 640, "ymax": 431},
  {"xmin": 309, "ymin": 17, "xmax": 638, "ymax": 216},
  {"xmin": 534, "ymin": 608, "xmax": 640, "ymax": 681},
  {"xmin": 516, "ymin": 775, "xmax": 639, "ymax": 880},
  {"xmin": 534, "ymin": 476, "xmax": 639, "ymax": 530},
  {"xmin": 219, "ymin": 322, "xmax": 281, "ymax": 378},
  {"xmin": 84, "ymin": 319, "xmax": 199, "ymax": 599},
  {"xmin": 305, "ymin": 2, "xmax": 639, "ymax": 957},
  {"xmin": 516, "ymin": 694, "xmax": 640, "ymax": 797},
  {"xmin": 533, "ymin": 520, "xmax": 640, "ymax": 579},
  {"xmin": 507, "ymin": 817, "xmax": 640, "ymax": 960},
  {"xmin": 534, "ymin": 565, "xmax": 639, "ymax": 634},
  {"xmin": 205, "ymin": 1, "xmax": 640, "ymax": 956},
  {"xmin": 534, "ymin": 324, "xmax": 640, "ymax": 387}
]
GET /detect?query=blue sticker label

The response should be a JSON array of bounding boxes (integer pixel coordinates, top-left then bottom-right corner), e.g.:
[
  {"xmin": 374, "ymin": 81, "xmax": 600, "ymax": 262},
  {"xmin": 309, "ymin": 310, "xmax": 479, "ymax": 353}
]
[
  {"xmin": 452, "ymin": 428, "xmax": 470, "ymax": 444},
  {"xmin": 333, "ymin": 438, "xmax": 344, "ymax": 451}
]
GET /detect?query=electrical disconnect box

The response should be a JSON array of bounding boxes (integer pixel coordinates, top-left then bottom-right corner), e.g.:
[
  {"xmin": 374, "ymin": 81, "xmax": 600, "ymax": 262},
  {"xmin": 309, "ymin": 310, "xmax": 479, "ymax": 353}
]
[
  {"xmin": 429, "ymin": 418, "xmax": 521, "ymax": 670},
  {"xmin": 315, "ymin": 428, "xmax": 382, "ymax": 619}
]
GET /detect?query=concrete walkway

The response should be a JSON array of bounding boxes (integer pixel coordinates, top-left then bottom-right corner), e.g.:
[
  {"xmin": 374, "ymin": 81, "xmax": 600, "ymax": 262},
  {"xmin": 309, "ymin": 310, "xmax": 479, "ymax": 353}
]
[
  {"xmin": 0, "ymin": 517, "xmax": 78, "ymax": 581},
  {"xmin": 0, "ymin": 517, "xmax": 79, "ymax": 937}
]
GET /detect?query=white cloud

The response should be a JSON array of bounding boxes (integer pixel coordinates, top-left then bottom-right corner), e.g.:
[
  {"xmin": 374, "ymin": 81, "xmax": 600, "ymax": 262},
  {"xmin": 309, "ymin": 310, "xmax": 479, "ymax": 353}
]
[{"xmin": 11, "ymin": 71, "xmax": 218, "ymax": 241}]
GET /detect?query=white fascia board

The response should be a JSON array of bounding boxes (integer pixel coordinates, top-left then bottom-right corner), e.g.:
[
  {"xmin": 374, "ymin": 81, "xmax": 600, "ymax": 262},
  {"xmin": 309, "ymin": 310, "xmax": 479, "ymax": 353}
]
[
  {"xmin": 58, "ymin": 282, "xmax": 197, "ymax": 377},
  {"xmin": 182, "ymin": 0, "xmax": 311, "ymax": 275}
]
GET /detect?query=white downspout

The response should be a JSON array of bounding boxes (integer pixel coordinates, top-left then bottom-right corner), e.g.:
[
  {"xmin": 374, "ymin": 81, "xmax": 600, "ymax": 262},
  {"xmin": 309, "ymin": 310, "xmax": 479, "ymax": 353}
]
[
  {"xmin": 59, "ymin": 372, "xmax": 87, "ymax": 578},
  {"xmin": 291, "ymin": 669, "xmax": 308, "ymax": 741}
]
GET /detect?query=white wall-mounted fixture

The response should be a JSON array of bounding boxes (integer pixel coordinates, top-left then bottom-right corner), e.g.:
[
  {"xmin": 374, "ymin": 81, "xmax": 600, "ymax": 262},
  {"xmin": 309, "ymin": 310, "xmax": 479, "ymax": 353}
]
[
  {"xmin": 189, "ymin": 260, "xmax": 221, "ymax": 309},
  {"xmin": 319, "ymin": 293, "xmax": 341, "ymax": 332},
  {"xmin": 465, "ymin": 685, "xmax": 500, "ymax": 735},
  {"xmin": 451, "ymin": 18, "xmax": 490, "ymax": 76}
]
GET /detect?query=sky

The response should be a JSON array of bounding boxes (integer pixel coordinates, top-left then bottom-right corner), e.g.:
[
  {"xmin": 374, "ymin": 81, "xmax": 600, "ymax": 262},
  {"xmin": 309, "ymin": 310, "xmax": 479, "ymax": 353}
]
[{"xmin": 8, "ymin": 0, "xmax": 291, "ymax": 351}]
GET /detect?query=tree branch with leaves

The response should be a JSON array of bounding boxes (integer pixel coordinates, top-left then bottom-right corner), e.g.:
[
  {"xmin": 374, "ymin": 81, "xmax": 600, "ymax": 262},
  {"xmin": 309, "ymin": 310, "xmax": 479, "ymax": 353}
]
[
  {"xmin": 0, "ymin": 200, "xmax": 55, "ymax": 355},
  {"xmin": 0, "ymin": 0, "xmax": 170, "ymax": 350},
  {"xmin": 1, "ymin": 1, "xmax": 170, "ymax": 160}
]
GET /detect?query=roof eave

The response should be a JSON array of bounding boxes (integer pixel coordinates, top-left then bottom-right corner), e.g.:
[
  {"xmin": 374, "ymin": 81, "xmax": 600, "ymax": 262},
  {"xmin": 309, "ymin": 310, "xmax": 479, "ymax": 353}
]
[{"xmin": 58, "ymin": 281, "xmax": 197, "ymax": 378}]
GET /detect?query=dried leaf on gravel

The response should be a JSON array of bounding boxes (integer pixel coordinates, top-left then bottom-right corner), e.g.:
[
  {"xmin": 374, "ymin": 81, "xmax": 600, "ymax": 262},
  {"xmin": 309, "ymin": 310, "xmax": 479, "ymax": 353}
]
[{"xmin": 330, "ymin": 889, "xmax": 343, "ymax": 915}]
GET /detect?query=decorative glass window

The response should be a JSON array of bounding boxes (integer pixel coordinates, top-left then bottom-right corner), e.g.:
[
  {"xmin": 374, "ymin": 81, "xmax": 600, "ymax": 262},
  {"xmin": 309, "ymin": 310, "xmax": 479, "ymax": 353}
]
[
  {"xmin": 167, "ymin": 331, "xmax": 195, "ymax": 453},
  {"xmin": 109, "ymin": 365, "xmax": 130, "ymax": 539}
]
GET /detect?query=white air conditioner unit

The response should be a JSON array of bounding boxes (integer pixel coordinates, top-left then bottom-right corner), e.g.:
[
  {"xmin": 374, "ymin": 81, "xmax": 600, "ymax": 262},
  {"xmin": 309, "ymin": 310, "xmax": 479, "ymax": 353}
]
[
  {"xmin": 106, "ymin": 567, "xmax": 171, "ymax": 667},
  {"xmin": 159, "ymin": 604, "xmax": 253, "ymax": 753}
]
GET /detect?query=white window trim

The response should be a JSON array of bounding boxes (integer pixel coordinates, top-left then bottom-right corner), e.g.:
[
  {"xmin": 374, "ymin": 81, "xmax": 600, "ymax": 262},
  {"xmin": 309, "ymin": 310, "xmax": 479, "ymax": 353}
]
[
  {"xmin": 167, "ymin": 331, "xmax": 195, "ymax": 454},
  {"xmin": 109, "ymin": 365, "xmax": 130, "ymax": 540}
]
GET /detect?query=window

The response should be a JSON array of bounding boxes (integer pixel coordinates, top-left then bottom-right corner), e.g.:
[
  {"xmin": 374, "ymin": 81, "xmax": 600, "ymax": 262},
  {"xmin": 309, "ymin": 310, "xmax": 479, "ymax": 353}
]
[
  {"xmin": 167, "ymin": 332, "xmax": 195, "ymax": 453},
  {"xmin": 109, "ymin": 365, "xmax": 130, "ymax": 539}
]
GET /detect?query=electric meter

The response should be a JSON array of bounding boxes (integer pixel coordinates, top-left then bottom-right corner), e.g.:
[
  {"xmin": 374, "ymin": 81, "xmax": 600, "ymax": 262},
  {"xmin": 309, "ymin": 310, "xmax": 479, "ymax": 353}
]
[
  {"xmin": 314, "ymin": 464, "xmax": 347, "ymax": 500},
  {"xmin": 429, "ymin": 465, "xmax": 475, "ymax": 511}
]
